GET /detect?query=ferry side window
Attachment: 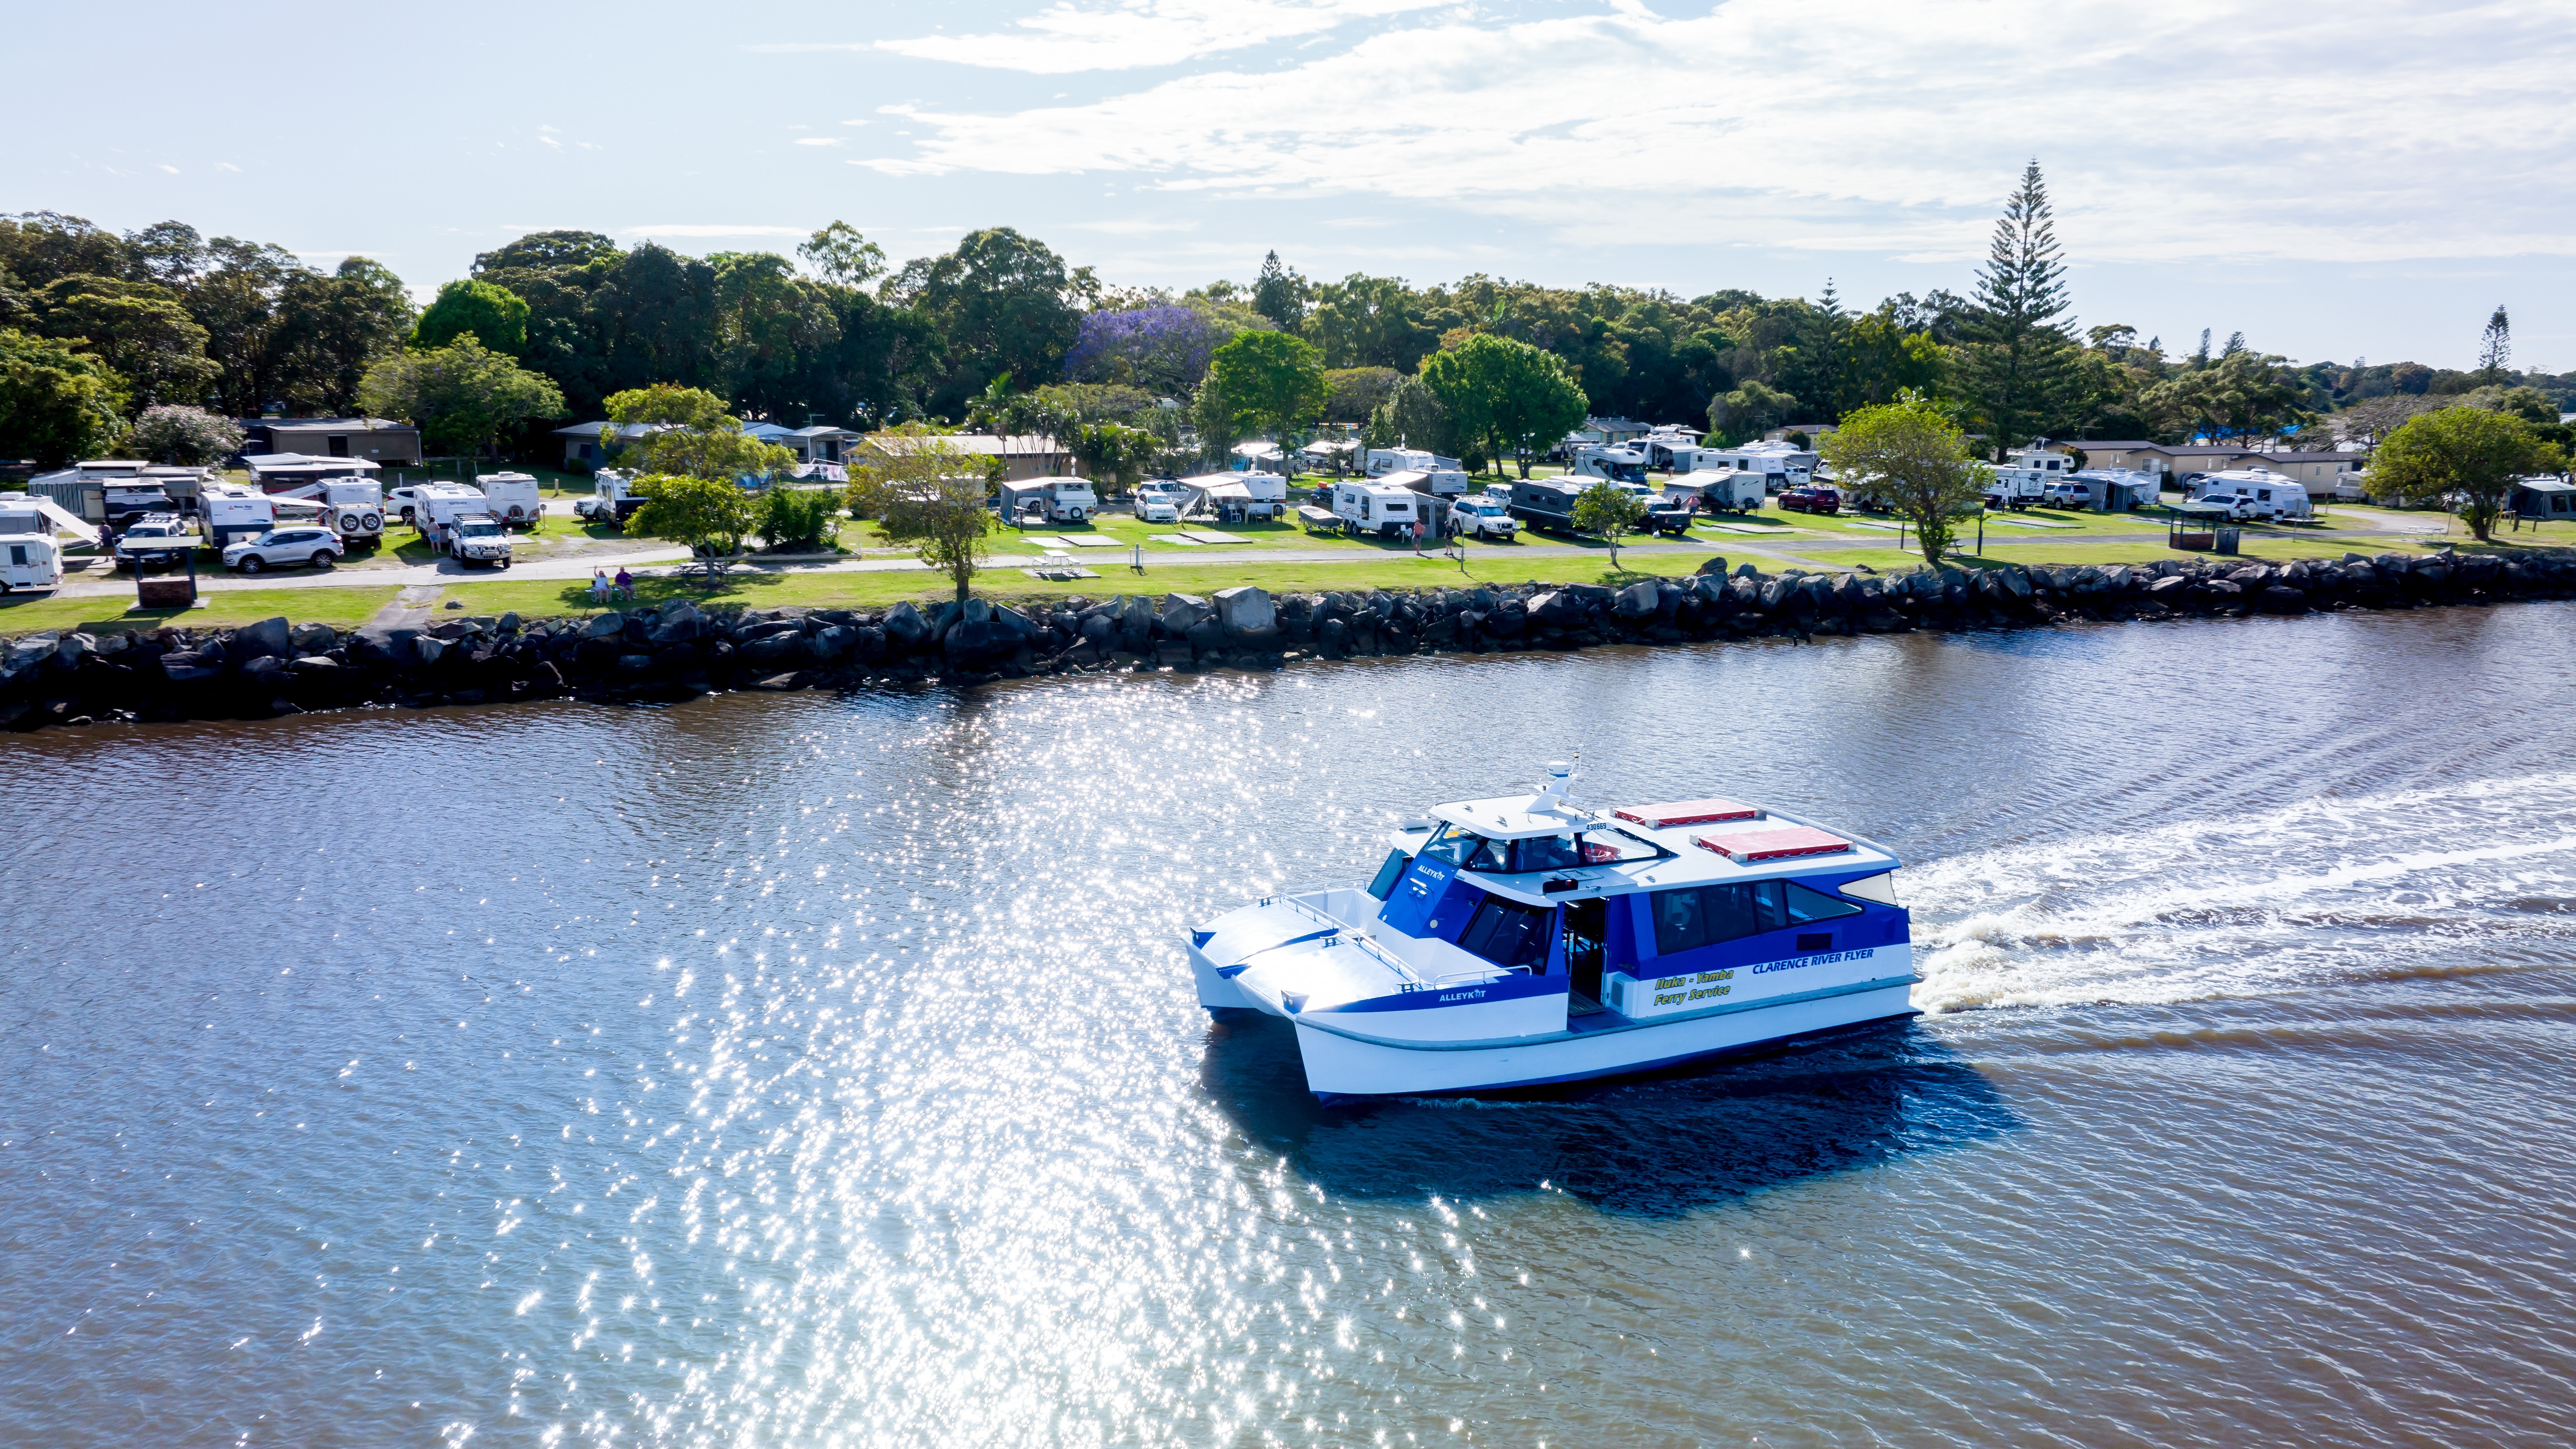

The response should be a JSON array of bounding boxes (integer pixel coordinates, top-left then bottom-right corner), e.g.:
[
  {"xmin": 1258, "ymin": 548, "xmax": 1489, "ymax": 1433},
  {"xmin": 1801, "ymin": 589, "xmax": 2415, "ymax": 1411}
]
[
  {"xmin": 1652, "ymin": 888, "xmax": 1707, "ymax": 954},
  {"xmin": 1457, "ymin": 896, "xmax": 1552, "ymax": 968},
  {"xmin": 1466, "ymin": 836, "xmax": 1511, "ymax": 873},
  {"xmin": 1780, "ymin": 879, "xmax": 1863, "ymax": 926}
]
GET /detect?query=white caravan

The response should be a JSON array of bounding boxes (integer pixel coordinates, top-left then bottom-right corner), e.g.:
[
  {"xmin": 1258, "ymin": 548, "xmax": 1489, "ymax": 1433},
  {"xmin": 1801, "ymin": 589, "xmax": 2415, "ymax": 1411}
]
[
  {"xmin": 998, "ymin": 477, "xmax": 1100, "ymax": 523},
  {"xmin": 1329, "ymin": 479, "xmax": 1425, "ymax": 539},
  {"xmin": 475, "ymin": 472, "xmax": 546, "ymax": 528},
  {"xmin": 573, "ymin": 469, "xmax": 646, "ymax": 525},
  {"xmin": 198, "ymin": 482, "xmax": 278, "ymax": 546},
  {"xmin": 1365, "ymin": 447, "xmax": 1463, "ymax": 478},
  {"xmin": 0, "ymin": 531, "xmax": 63, "ymax": 593},
  {"xmin": 1665, "ymin": 467, "xmax": 1766, "ymax": 514},
  {"xmin": 275, "ymin": 477, "xmax": 387, "ymax": 545},
  {"xmin": 1700, "ymin": 441, "xmax": 1816, "ymax": 491},
  {"xmin": 2191, "ymin": 468, "xmax": 2314, "ymax": 521}
]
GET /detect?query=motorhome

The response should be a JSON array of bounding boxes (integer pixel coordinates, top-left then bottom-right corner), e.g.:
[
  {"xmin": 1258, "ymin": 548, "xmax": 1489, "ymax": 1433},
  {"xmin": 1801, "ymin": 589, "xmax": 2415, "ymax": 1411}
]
[
  {"xmin": 197, "ymin": 481, "xmax": 278, "ymax": 546},
  {"xmin": 1665, "ymin": 468, "xmax": 1766, "ymax": 515},
  {"xmin": 0, "ymin": 531, "xmax": 63, "ymax": 593},
  {"xmin": 1978, "ymin": 444, "xmax": 2078, "ymax": 510},
  {"xmin": 1564, "ymin": 445, "xmax": 1652, "ymax": 485},
  {"xmin": 1329, "ymin": 479, "xmax": 1425, "ymax": 539},
  {"xmin": 475, "ymin": 472, "xmax": 546, "ymax": 528}
]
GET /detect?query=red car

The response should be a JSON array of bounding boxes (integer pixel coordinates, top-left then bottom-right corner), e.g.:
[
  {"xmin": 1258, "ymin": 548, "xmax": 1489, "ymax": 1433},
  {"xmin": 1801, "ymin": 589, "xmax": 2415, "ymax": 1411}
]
[{"xmin": 1778, "ymin": 485, "xmax": 1841, "ymax": 515}]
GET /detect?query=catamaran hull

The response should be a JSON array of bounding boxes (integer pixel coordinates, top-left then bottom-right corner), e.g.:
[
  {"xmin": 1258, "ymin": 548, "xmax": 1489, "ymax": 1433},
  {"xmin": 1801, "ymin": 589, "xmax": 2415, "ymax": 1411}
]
[{"xmin": 1288, "ymin": 977, "xmax": 1918, "ymax": 1096}]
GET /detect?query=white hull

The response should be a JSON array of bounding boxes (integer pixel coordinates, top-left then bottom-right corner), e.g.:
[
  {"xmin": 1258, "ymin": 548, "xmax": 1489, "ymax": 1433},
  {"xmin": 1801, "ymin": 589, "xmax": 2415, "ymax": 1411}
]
[{"xmin": 1288, "ymin": 978, "xmax": 1917, "ymax": 1096}]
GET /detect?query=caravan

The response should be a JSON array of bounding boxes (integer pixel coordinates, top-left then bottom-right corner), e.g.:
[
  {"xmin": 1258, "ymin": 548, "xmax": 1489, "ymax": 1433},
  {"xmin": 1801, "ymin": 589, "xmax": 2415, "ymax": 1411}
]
[
  {"xmin": 1329, "ymin": 479, "xmax": 1425, "ymax": 539},
  {"xmin": 0, "ymin": 531, "xmax": 63, "ymax": 593},
  {"xmin": 197, "ymin": 482, "xmax": 278, "ymax": 546},
  {"xmin": 2191, "ymin": 468, "xmax": 2313, "ymax": 521},
  {"xmin": 1665, "ymin": 467, "xmax": 1765, "ymax": 515},
  {"xmin": 475, "ymin": 472, "xmax": 546, "ymax": 528}
]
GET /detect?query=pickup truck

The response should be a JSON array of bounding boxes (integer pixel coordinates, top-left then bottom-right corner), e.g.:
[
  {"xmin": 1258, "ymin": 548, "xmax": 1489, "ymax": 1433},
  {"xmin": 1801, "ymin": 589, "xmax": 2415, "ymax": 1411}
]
[{"xmin": 112, "ymin": 514, "xmax": 198, "ymax": 572}]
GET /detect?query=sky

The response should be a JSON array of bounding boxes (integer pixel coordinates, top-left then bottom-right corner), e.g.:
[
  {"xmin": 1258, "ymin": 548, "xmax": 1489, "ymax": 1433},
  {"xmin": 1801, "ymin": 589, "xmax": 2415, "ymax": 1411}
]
[{"xmin": 8, "ymin": 0, "xmax": 2573, "ymax": 373}]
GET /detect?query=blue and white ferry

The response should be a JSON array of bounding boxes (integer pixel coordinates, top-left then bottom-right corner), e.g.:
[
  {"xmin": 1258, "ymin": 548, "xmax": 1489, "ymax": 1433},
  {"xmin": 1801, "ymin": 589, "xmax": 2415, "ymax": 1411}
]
[{"xmin": 1189, "ymin": 766, "xmax": 1916, "ymax": 1097}]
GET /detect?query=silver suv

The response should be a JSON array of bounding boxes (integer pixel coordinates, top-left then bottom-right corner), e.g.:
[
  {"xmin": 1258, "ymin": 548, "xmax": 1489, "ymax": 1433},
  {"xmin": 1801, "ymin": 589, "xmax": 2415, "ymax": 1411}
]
[{"xmin": 223, "ymin": 526, "xmax": 343, "ymax": 574}]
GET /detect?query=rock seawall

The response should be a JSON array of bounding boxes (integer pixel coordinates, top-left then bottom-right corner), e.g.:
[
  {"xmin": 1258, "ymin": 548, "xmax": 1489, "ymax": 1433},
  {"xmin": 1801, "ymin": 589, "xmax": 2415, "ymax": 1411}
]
[{"xmin": 5, "ymin": 549, "xmax": 2572, "ymax": 733}]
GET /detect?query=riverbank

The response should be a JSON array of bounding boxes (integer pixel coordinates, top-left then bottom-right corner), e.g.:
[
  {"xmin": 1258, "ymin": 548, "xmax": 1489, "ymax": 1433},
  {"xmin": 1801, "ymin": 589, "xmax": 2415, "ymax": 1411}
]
[{"xmin": 3, "ymin": 546, "xmax": 2570, "ymax": 733}]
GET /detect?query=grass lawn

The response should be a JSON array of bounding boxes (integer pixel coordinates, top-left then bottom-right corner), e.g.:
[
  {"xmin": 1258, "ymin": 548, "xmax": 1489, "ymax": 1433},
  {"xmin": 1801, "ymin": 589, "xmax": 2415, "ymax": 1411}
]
[
  {"xmin": 424, "ymin": 552, "xmax": 1719, "ymax": 620},
  {"xmin": 0, "ymin": 585, "xmax": 401, "ymax": 638},
  {"xmin": 1818, "ymin": 534, "xmax": 2456, "ymax": 574}
]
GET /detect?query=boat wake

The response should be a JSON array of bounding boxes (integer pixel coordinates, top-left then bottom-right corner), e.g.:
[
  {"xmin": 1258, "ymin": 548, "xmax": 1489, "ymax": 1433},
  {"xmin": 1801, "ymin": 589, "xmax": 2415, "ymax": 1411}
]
[{"xmin": 1906, "ymin": 772, "xmax": 2576, "ymax": 1014}]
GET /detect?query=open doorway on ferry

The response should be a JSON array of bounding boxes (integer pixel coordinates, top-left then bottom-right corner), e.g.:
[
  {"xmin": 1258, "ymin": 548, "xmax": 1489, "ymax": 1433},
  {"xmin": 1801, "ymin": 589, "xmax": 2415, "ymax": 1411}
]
[{"xmin": 1562, "ymin": 899, "xmax": 1608, "ymax": 1016}]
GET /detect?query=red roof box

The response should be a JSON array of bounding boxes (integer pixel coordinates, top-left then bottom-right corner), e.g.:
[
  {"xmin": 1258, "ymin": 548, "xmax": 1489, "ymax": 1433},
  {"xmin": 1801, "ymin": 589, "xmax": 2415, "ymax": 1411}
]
[
  {"xmin": 1693, "ymin": 826, "xmax": 1852, "ymax": 864},
  {"xmin": 1615, "ymin": 799, "xmax": 1761, "ymax": 828}
]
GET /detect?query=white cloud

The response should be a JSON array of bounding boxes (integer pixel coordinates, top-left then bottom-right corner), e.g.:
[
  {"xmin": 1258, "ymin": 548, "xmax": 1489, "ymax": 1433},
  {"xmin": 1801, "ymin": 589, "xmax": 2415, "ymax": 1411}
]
[
  {"xmin": 854, "ymin": 0, "xmax": 2576, "ymax": 264},
  {"xmin": 157, "ymin": 163, "xmax": 179, "ymax": 174},
  {"xmin": 215, "ymin": 161, "xmax": 242, "ymax": 173},
  {"xmin": 765, "ymin": 0, "xmax": 1448, "ymax": 73},
  {"xmin": 622, "ymin": 224, "xmax": 813, "ymax": 238},
  {"xmin": 794, "ymin": 137, "xmax": 844, "ymax": 146}
]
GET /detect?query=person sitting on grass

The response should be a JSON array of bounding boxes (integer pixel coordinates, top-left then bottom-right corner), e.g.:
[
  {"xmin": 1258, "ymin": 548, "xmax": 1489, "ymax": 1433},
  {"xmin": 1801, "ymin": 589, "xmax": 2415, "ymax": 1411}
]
[
  {"xmin": 589, "ymin": 567, "xmax": 610, "ymax": 603},
  {"xmin": 614, "ymin": 566, "xmax": 635, "ymax": 601}
]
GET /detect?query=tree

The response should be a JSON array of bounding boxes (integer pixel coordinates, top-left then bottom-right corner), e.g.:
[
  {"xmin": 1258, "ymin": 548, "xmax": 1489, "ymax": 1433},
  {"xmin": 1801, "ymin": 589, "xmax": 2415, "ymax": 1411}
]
[
  {"xmin": 1955, "ymin": 161, "xmax": 2079, "ymax": 454},
  {"xmin": 1706, "ymin": 379, "xmax": 1797, "ymax": 444},
  {"xmin": 1818, "ymin": 393, "xmax": 1991, "ymax": 566},
  {"xmin": 630, "ymin": 473, "xmax": 756, "ymax": 561},
  {"xmin": 0, "ymin": 327, "xmax": 127, "ymax": 465},
  {"xmin": 269, "ymin": 258, "xmax": 415, "ymax": 414},
  {"xmin": 413, "ymin": 278, "xmax": 530, "ymax": 355},
  {"xmin": 1362, "ymin": 402, "xmax": 1399, "ymax": 450},
  {"xmin": 1190, "ymin": 380, "xmax": 1244, "ymax": 467},
  {"xmin": 31, "ymin": 274, "xmax": 220, "ymax": 412},
  {"xmin": 1304, "ymin": 273, "xmax": 1437, "ymax": 372},
  {"xmin": 1389, "ymin": 373, "xmax": 1469, "ymax": 465},
  {"xmin": 2478, "ymin": 306, "xmax": 2512, "ymax": 384},
  {"xmin": 1571, "ymin": 480, "xmax": 1649, "ymax": 567},
  {"xmin": 1069, "ymin": 420, "xmax": 1157, "ymax": 494},
  {"xmin": 851, "ymin": 425, "xmax": 994, "ymax": 603},
  {"xmin": 2148, "ymin": 349, "xmax": 2310, "ymax": 446},
  {"xmin": 1323, "ymin": 366, "xmax": 1400, "ymax": 424},
  {"xmin": 129, "ymin": 404, "xmax": 243, "ymax": 465},
  {"xmin": 1420, "ymin": 334, "xmax": 1589, "ymax": 479},
  {"xmin": 2371, "ymin": 406, "xmax": 2563, "ymax": 541},
  {"xmin": 358, "ymin": 336, "xmax": 565, "ymax": 462},
  {"xmin": 799, "ymin": 221, "xmax": 888, "ymax": 289},
  {"xmin": 1251, "ymin": 250, "xmax": 1307, "ymax": 332},
  {"xmin": 602, "ymin": 383, "xmax": 792, "ymax": 481},
  {"xmin": 1207, "ymin": 329, "xmax": 1328, "ymax": 471},
  {"xmin": 1064, "ymin": 305, "xmax": 1230, "ymax": 396},
  {"xmin": 884, "ymin": 227, "xmax": 1097, "ymax": 415}
]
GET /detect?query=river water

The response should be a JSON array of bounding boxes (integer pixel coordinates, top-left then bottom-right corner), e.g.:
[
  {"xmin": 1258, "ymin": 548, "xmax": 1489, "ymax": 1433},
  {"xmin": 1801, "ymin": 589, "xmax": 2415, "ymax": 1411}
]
[{"xmin": 6, "ymin": 604, "xmax": 2575, "ymax": 1448}]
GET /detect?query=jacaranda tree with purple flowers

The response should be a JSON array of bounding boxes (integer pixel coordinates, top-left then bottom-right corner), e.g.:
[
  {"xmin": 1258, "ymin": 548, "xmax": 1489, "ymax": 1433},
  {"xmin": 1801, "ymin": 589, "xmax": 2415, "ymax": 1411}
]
[{"xmin": 1064, "ymin": 306, "xmax": 1229, "ymax": 396}]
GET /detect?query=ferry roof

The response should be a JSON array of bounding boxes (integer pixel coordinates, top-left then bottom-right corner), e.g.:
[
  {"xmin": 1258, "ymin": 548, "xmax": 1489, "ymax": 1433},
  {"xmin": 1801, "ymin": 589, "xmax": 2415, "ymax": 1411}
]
[{"xmin": 1424, "ymin": 791, "xmax": 1900, "ymax": 905}]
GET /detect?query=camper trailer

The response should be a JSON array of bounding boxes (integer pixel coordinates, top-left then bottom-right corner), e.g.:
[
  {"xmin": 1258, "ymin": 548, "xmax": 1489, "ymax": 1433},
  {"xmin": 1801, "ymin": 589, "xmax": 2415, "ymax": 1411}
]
[
  {"xmin": 273, "ymin": 476, "xmax": 387, "ymax": 546},
  {"xmin": 1365, "ymin": 447, "xmax": 1462, "ymax": 478},
  {"xmin": 1564, "ymin": 445, "xmax": 1652, "ymax": 484},
  {"xmin": 475, "ymin": 472, "xmax": 546, "ymax": 528},
  {"xmin": 1180, "ymin": 471, "xmax": 1289, "ymax": 522},
  {"xmin": 1698, "ymin": 441, "xmax": 1815, "ymax": 491}
]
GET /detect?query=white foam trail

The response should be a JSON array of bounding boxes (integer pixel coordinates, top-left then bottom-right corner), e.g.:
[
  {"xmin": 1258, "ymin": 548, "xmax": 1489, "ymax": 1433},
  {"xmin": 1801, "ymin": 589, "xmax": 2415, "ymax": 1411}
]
[{"xmin": 1905, "ymin": 773, "xmax": 2576, "ymax": 1014}]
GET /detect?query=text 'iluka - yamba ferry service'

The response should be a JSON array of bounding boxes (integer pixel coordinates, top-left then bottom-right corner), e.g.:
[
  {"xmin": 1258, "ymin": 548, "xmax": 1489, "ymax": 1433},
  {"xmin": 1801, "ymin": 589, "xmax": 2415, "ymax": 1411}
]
[{"xmin": 1189, "ymin": 765, "xmax": 1915, "ymax": 1097}]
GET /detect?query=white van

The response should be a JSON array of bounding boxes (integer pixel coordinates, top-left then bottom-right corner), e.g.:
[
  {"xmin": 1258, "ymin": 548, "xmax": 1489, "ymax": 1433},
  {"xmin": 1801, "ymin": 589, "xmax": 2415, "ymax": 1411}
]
[
  {"xmin": 2192, "ymin": 468, "xmax": 2313, "ymax": 521},
  {"xmin": 0, "ymin": 532, "xmax": 64, "ymax": 593},
  {"xmin": 475, "ymin": 472, "xmax": 546, "ymax": 528},
  {"xmin": 198, "ymin": 482, "xmax": 278, "ymax": 546}
]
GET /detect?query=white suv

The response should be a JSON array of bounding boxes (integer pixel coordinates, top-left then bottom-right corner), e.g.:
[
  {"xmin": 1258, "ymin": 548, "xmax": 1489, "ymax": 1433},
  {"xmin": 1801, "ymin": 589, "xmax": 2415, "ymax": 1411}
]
[
  {"xmin": 223, "ymin": 526, "xmax": 343, "ymax": 574},
  {"xmin": 443, "ymin": 515, "xmax": 515, "ymax": 568},
  {"xmin": 1446, "ymin": 496, "xmax": 1520, "ymax": 540},
  {"xmin": 1134, "ymin": 481, "xmax": 1188, "ymax": 523}
]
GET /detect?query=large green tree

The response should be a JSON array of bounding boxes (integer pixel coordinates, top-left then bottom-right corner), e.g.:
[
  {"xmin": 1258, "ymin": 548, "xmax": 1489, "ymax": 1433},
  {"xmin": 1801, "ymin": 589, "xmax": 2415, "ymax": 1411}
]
[
  {"xmin": 602, "ymin": 383, "xmax": 792, "ymax": 481},
  {"xmin": 1420, "ymin": 333, "xmax": 1590, "ymax": 478},
  {"xmin": 2371, "ymin": 406, "xmax": 2563, "ymax": 541},
  {"xmin": 358, "ymin": 336, "xmax": 564, "ymax": 461},
  {"xmin": 1955, "ymin": 161, "xmax": 2080, "ymax": 453},
  {"xmin": 0, "ymin": 327, "xmax": 127, "ymax": 465},
  {"xmin": 851, "ymin": 424, "xmax": 996, "ymax": 603},
  {"xmin": 884, "ymin": 227, "xmax": 1096, "ymax": 417},
  {"xmin": 2147, "ymin": 349, "xmax": 2312, "ymax": 446},
  {"xmin": 1818, "ymin": 393, "xmax": 1991, "ymax": 566},
  {"xmin": 413, "ymin": 278, "xmax": 530, "ymax": 355},
  {"xmin": 1206, "ymin": 329, "xmax": 1329, "ymax": 470},
  {"xmin": 31, "ymin": 274, "xmax": 220, "ymax": 412}
]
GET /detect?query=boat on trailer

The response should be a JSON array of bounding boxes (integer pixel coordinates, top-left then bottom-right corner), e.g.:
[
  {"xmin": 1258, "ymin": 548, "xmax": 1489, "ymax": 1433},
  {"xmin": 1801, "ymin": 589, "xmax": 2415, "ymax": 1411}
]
[{"xmin": 1189, "ymin": 765, "xmax": 1916, "ymax": 1097}]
